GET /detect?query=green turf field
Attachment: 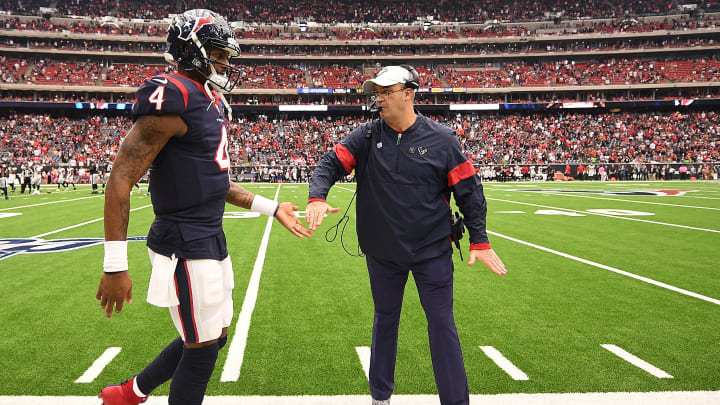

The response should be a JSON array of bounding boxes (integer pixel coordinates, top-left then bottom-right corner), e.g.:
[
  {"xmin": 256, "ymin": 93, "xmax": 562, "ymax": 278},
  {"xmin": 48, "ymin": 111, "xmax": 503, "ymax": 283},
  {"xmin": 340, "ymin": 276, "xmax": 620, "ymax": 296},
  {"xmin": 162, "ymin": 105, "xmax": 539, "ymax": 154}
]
[{"xmin": 0, "ymin": 180, "xmax": 718, "ymax": 400}]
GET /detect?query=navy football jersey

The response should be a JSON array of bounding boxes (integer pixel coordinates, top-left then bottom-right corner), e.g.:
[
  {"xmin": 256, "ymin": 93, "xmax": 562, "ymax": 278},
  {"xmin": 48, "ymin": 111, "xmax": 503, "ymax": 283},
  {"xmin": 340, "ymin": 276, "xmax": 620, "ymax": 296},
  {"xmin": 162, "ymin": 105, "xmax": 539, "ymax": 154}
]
[{"xmin": 132, "ymin": 73, "xmax": 231, "ymax": 259}]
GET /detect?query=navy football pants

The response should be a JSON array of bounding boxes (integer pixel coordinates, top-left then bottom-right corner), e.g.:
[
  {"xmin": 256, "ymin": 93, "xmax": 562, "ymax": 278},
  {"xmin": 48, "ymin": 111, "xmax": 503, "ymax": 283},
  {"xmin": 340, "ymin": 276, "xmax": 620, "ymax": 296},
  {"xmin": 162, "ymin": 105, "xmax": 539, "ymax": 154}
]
[{"xmin": 366, "ymin": 253, "xmax": 469, "ymax": 405}]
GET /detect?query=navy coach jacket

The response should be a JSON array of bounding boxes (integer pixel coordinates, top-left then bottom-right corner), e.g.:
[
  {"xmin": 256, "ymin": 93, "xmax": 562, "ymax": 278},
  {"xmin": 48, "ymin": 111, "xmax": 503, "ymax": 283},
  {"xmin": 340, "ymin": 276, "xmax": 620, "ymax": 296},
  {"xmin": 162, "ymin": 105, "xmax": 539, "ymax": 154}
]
[{"xmin": 309, "ymin": 114, "xmax": 490, "ymax": 264}]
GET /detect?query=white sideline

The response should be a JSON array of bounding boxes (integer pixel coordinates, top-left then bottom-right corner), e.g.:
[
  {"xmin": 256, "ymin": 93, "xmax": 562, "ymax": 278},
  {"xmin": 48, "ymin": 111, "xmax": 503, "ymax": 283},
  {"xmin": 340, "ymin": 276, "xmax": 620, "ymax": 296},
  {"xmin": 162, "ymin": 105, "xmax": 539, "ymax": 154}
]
[
  {"xmin": 488, "ymin": 197, "xmax": 720, "ymax": 233},
  {"xmin": 479, "ymin": 346, "xmax": 529, "ymax": 381},
  {"xmin": 487, "ymin": 230, "xmax": 720, "ymax": 307},
  {"xmin": 220, "ymin": 184, "xmax": 281, "ymax": 382},
  {"xmin": 74, "ymin": 347, "xmax": 122, "ymax": 383},
  {"xmin": 3, "ymin": 392, "xmax": 720, "ymax": 405},
  {"xmin": 31, "ymin": 204, "xmax": 152, "ymax": 238},
  {"xmin": 601, "ymin": 344, "xmax": 673, "ymax": 379},
  {"xmin": 536, "ymin": 192, "xmax": 720, "ymax": 211},
  {"xmin": 355, "ymin": 346, "xmax": 371, "ymax": 380}
]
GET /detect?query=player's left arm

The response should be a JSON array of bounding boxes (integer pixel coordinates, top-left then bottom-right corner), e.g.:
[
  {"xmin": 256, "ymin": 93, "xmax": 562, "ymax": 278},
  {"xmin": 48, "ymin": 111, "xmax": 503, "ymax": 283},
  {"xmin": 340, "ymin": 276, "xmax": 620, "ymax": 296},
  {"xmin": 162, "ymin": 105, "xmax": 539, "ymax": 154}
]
[
  {"xmin": 226, "ymin": 182, "xmax": 311, "ymax": 238},
  {"xmin": 447, "ymin": 136, "xmax": 507, "ymax": 275}
]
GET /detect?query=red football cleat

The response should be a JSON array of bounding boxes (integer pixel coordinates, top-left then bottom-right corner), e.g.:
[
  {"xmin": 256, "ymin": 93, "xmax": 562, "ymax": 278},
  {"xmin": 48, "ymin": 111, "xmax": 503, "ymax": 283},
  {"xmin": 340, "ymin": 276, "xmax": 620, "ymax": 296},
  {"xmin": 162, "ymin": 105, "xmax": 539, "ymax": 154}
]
[{"xmin": 99, "ymin": 377, "xmax": 148, "ymax": 405}]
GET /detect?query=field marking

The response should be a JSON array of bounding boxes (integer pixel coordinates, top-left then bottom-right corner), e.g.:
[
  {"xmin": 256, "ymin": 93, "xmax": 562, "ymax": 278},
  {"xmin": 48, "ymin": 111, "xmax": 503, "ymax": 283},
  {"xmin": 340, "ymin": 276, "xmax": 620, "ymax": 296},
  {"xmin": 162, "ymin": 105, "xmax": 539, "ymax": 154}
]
[
  {"xmin": 601, "ymin": 344, "xmax": 673, "ymax": 378},
  {"xmin": 487, "ymin": 230, "xmax": 720, "ymax": 306},
  {"xmin": 679, "ymin": 195, "xmax": 720, "ymax": 200},
  {"xmin": 538, "ymin": 192, "xmax": 720, "ymax": 211},
  {"xmin": 74, "ymin": 347, "xmax": 122, "ymax": 383},
  {"xmin": 30, "ymin": 205, "xmax": 152, "ymax": 239},
  {"xmin": 0, "ymin": 196, "xmax": 102, "ymax": 212},
  {"xmin": 4, "ymin": 392, "xmax": 720, "ymax": 404},
  {"xmin": 335, "ymin": 185, "xmax": 357, "ymax": 193},
  {"xmin": 221, "ymin": 184, "xmax": 281, "ymax": 382},
  {"xmin": 488, "ymin": 198, "xmax": 720, "ymax": 234},
  {"xmin": 479, "ymin": 346, "xmax": 529, "ymax": 381},
  {"xmin": 355, "ymin": 346, "xmax": 371, "ymax": 380}
]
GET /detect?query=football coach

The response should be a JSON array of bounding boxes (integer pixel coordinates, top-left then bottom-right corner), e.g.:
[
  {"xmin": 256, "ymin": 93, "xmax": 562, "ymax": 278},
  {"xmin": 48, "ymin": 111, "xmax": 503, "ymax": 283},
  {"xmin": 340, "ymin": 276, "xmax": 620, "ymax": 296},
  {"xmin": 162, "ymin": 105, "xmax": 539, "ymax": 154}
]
[{"xmin": 306, "ymin": 65, "xmax": 507, "ymax": 405}]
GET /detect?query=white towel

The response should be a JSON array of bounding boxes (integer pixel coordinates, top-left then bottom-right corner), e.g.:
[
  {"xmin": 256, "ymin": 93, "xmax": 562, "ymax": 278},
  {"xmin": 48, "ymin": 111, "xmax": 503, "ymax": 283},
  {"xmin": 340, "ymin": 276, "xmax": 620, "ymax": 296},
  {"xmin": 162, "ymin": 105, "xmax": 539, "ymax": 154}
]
[{"xmin": 146, "ymin": 248, "xmax": 180, "ymax": 307}]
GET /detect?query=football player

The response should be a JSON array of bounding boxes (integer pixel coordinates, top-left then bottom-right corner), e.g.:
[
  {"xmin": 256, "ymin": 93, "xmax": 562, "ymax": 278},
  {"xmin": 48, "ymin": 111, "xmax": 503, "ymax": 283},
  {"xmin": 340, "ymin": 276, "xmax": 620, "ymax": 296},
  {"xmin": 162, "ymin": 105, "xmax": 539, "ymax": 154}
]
[
  {"xmin": 20, "ymin": 164, "xmax": 32, "ymax": 194},
  {"xmin": 0, "ymin": 166, "xmax": 9, "ymax": 200},
  {"xmin": 90, "ymin": 161, "xmax": 99, "ymax": 194},
  {"xmin": 30, "ymin": 165, "xmax": 42, "ymax": 194},
  {"xmin": 7, "ymin": 166, "xmax": 17, "ymax": 193},
  {"xmin": 96, "ymin": 9, "xmax": 312, "ymax": 405},
  {"xmin": 66, "ymin": 168, "xmax": 77, "ymax": 191}
]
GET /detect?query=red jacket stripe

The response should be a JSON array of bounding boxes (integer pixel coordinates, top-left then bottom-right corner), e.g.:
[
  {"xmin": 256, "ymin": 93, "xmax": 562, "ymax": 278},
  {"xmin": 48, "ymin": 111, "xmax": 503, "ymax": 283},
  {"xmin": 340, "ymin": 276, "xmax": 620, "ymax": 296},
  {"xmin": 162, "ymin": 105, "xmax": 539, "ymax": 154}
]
[
  {"xmin": 448, "ymin": 160, "xmax": 476, "ymax": 186},
  {"xmin": 333, "ymin": 144, "xmax": 357, "ymax": 174},
  {"xmin": 470, "ymin": 242, "xmax": 491, "ymax": 250}
]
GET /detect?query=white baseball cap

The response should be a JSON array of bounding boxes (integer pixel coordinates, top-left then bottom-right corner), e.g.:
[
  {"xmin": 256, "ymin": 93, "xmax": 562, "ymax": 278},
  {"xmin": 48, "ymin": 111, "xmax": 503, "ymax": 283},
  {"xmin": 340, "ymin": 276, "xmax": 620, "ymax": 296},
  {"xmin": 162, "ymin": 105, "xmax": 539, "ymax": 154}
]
[{"xmin": 362, "ymin": 66, "xmax": 416, "ymax": 93}]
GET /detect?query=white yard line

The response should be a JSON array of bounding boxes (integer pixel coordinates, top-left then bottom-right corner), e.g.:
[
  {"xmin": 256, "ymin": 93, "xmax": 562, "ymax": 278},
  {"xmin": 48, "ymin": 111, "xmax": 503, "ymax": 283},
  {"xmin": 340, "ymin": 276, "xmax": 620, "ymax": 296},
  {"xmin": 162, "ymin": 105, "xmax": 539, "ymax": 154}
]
[
  {"xmin": 221, "ymin": 184, "xmax": 281, "ymax": 382},
  {"xmin": 74, "ymin": 347, "xmax": 122, "ymax": 383},
  {"xmin": 3, "ymin": 392, "xmax": 720, "ymax": 405},
  {"xmin": 335, "ymin": 185, "xmax": 357, "ymax": 193},
  {"xmin": 31, "ymin": 205, "xmax": 152, "ymax": 239},
  {"xmin": 479, "ymin": 346, "xmax": 529, "ymax": 381},
  {"xmin": 0, "ymin": 195, "xmax": 102, "ymax": 212},
  {"xmin": 487, "ymin": 230, "xmax": 720, "ymax": 306},
  {"xmin": 488, "ymin": 198, "xmax": 720, "ymax": 234},
  {"xmin": 355, "ymin": 346, "xmax": 371, "ymax": 380},
  {"xmin": 538, "ymin": 192, "xmax": 720, "ymax": 211},
  {"xmin": 678, "ymin": 195, "xmax": 720, "ymax": 200},
  {"xmin": 601, "ymin": 344, "xmax": 673, "ymax": 378}
]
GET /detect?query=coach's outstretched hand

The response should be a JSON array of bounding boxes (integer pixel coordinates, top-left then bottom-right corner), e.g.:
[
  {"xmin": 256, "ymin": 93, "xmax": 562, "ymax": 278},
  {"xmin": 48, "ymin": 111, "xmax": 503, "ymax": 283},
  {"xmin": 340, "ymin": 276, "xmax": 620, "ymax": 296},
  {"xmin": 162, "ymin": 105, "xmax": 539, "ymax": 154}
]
[
  {"xmin": 305, "ymin": 200, "xmax": 340, "ymax": 231},
  {"xmin": 275, "ymin": 202, "xmax": 313, "ymax": 238},
  {"xmin": 468, "ymin": 248, "xmax": 507, "ymax": 276},
  {"xmin": 96, "ymin": 272, "xmax": 133, "ymax": 319}
]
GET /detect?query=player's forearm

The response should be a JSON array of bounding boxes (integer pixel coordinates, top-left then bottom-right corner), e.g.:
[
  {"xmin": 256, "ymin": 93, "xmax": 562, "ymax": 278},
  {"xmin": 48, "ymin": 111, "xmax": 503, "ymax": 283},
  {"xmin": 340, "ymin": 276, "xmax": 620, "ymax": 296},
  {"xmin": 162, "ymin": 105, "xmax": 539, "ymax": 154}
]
[
  {"xmin": 104, "ymin": 175, "xmax": 132, "ymax": 241},
  {"xmin": 226, "ymin": 182, "xmax": 255, "ymax": 209}
]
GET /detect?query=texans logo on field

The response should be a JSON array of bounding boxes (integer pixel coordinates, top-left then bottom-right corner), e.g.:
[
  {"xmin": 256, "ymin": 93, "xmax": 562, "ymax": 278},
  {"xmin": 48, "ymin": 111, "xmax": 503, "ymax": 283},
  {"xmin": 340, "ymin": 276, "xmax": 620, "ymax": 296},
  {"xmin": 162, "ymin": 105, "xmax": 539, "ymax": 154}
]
[
  {"xmin": 514, "ymin": 189, "xmax": 693, "ymax": 196},
  {"xmin": 0, "ymin": 237, "xmax": 146, "ymax": 261}
]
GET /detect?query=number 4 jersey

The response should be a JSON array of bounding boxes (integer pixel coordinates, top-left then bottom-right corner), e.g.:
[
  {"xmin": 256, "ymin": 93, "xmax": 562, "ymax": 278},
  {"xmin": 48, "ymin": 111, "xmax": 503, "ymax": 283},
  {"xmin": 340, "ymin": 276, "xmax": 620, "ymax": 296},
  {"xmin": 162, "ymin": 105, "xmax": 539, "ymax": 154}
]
[{"xmin": 132, "ymin": 73, "xmax": 231, "ymax": 259}]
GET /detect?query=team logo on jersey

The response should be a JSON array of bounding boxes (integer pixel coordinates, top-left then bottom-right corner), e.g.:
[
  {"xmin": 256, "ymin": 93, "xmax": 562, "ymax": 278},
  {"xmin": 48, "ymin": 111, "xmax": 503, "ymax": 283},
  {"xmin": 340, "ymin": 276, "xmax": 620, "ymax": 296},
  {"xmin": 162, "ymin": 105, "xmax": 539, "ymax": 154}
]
[
  {"xmin": 512, "ymin": 189, "xmax": 694, "ymax": 196},
  {"xmin": 0, "ymin": 237, "xmax": 146, "ymax": 261}
]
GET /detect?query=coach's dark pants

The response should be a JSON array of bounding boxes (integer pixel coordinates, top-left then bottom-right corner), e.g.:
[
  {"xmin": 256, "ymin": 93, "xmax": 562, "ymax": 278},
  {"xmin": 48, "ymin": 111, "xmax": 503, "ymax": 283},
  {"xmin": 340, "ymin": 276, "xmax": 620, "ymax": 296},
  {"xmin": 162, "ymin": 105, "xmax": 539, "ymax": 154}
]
[{"xmin": 366, "ymin": 253, "xmax": 469, "ymax": 405}]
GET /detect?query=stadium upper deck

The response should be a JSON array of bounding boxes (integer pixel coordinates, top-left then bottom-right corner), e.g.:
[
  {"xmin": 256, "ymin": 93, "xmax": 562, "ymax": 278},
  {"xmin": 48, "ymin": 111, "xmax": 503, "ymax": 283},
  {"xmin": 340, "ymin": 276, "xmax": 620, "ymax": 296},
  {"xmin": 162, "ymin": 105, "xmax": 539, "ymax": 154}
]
[{"xmin": 2, "ymin": 0, "xmax": 719, "ymax": 23}]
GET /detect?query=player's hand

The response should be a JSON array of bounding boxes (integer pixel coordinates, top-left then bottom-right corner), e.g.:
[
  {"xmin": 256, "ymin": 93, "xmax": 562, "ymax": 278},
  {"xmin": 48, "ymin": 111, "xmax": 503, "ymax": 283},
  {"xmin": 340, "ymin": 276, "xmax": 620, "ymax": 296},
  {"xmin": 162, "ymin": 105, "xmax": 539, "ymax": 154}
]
[
  {"xmin": 305, "ymin": 200, "xmax": 340, "ymax": 231},
  {"xmin": 96, "ymin": 271, "xmax": 133, "ymax": 319},
  {"xmin": 468, "ymin": 248, "xmax": 507, "ymax": 276},
  {"xmin": 275, "ymin": 202, "xmax": 312, "ymax": 238}
]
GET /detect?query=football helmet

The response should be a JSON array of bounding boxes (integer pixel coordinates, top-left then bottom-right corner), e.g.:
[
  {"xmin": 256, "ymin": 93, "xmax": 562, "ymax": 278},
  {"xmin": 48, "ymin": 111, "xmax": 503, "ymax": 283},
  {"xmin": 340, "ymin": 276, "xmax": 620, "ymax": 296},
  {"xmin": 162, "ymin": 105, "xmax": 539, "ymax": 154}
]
[{"xmin": 164, "ymin": 9, "xmax": 241, "ymax": 93}]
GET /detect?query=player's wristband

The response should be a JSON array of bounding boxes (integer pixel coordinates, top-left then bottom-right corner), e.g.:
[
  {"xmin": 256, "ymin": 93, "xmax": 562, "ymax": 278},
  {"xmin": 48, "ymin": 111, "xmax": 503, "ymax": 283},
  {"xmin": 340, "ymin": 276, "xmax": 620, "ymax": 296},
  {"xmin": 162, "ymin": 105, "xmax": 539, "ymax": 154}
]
[
  {"xmin": 251, "ymin": 195, "xmax": 280, "ymax": 217},
  {"xmin": 103, "ymin": 241, "xmax": 128, "ymax": 273}
]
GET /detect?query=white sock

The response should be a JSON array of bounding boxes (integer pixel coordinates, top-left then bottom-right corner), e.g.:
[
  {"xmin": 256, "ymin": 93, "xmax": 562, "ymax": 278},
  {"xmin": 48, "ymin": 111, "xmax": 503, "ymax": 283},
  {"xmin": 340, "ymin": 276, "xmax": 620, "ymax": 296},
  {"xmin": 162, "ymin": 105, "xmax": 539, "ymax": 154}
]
[{"xmin": 132, "ymin": 376, "xmax": 147, "ymax": 397}]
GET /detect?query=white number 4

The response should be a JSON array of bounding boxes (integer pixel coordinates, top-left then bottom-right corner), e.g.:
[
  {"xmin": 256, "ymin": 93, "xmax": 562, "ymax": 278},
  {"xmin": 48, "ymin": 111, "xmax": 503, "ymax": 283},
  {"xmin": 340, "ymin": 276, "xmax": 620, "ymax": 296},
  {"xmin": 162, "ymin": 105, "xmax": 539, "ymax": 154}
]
[
  {"xmin": 215, "ymin": 126, "xmax": 230, "ymax": 170},
  {"xmin": 148, "ymin": 86, "xmax": 165, "ymax": 111}
]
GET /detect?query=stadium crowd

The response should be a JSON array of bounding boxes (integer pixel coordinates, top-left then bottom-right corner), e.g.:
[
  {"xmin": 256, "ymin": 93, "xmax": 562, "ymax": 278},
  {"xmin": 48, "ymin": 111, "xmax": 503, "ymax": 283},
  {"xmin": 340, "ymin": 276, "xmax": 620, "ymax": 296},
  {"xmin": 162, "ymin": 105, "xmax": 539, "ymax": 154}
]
[
  {"xmin": 3, "ymin": 57, "xmax": 720, "ymax": 88},
  {"xmin": 2, "ymin": 112, "xmax": 718, "ymax": 180},
  {"xmin": 2, "ymin": 0, "xmax": 719, "ymax": 22},
  {"xmin": 2, "ymin": 15, "xmax": 718, "ymax": 40}
]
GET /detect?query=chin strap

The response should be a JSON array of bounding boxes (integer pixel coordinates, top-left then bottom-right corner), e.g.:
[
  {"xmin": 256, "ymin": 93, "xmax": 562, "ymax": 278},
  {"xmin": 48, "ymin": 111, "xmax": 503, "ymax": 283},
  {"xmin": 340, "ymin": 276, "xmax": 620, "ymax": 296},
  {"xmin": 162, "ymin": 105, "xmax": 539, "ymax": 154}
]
[{"xmin": 202, "ymin": 80, "xmax": 233, "ymax": 122}]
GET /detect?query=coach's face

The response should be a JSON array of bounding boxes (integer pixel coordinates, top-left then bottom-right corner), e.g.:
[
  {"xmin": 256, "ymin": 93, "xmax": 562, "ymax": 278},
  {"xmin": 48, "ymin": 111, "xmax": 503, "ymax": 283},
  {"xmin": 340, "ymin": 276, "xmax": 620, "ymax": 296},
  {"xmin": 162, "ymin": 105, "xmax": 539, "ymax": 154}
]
[{"xmin": 374, "ymin": 84, "xmax": 411, "ymax": 122}]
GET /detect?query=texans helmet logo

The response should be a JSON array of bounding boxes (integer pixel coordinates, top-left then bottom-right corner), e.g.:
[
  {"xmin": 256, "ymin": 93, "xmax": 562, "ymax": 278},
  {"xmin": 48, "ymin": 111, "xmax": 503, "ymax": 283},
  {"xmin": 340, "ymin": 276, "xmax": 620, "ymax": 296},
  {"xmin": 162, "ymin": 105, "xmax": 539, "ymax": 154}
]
[
  {"xmin": 177, "ymin": 12, "xmax": 216, "ymax": 41},
  {"xmin": 192, "ymin": 14, "xmax": 215, "ymax": 35}
]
